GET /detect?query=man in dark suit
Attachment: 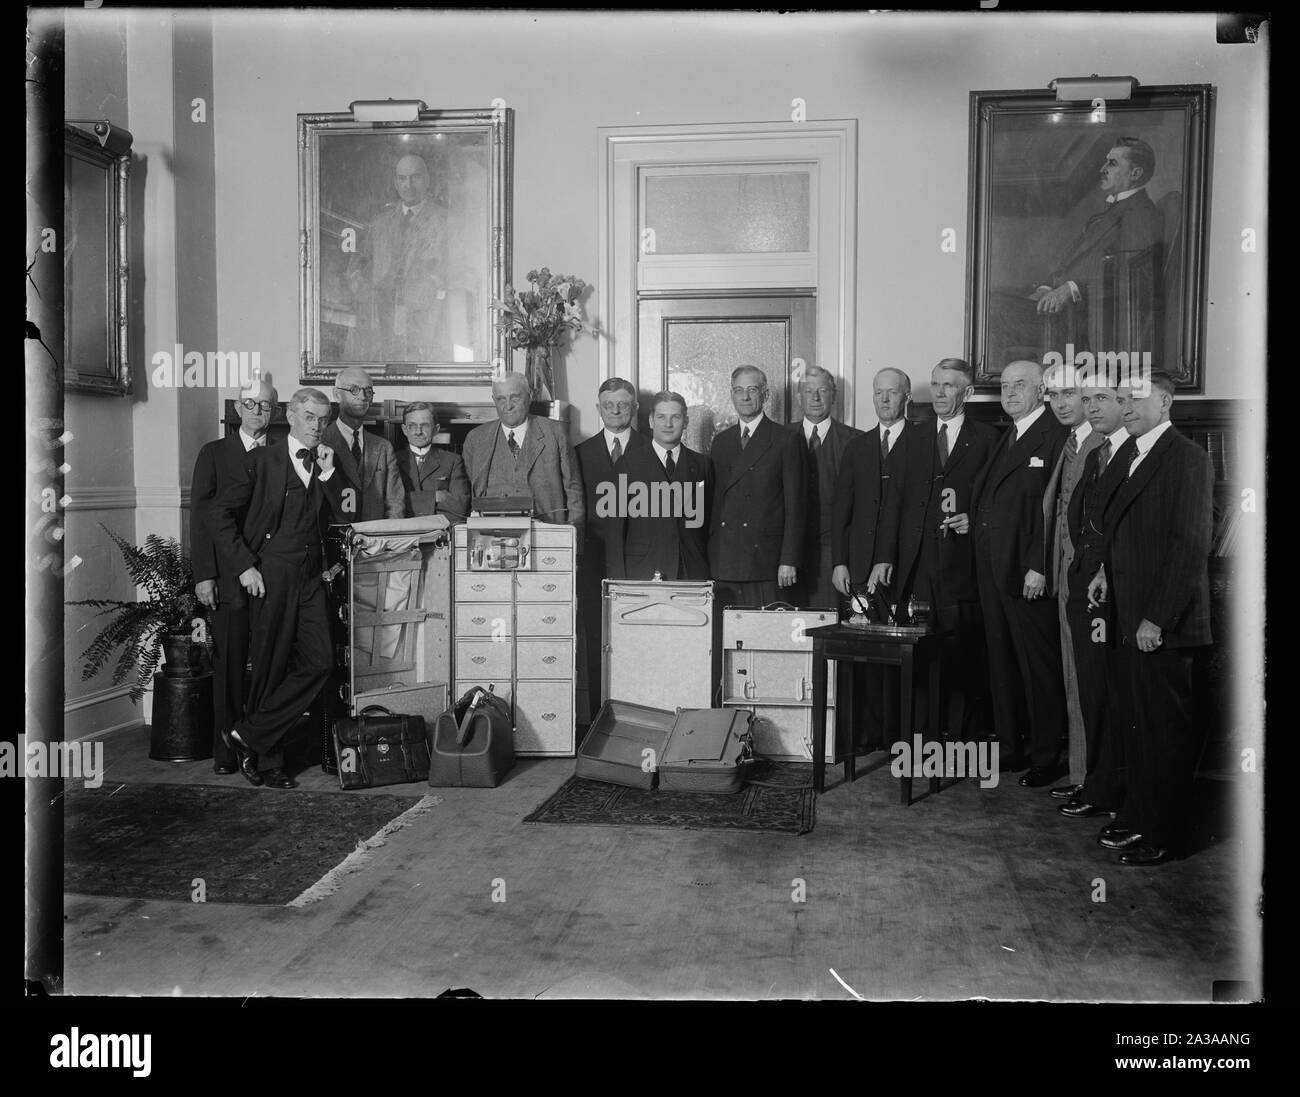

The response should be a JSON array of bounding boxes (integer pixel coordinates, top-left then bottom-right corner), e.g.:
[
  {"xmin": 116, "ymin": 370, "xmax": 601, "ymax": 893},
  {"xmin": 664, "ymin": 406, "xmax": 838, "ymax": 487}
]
[
  {"xmin": 1056, "ymin": 383, "xmax": 1136, "ymax": 821},
  {"xmin": 789, "ymin": 365, "xmax": 863, "ymax": 609},
  {"xmin": 874, "ymin": 359, "xmax": 998, "ymax": 741},
  {"xmin": 830, "ymin": 367, "xmax": 916, "ymax": 751},
  {"xmin": 575, "ymin": 377, "xmax": 647, "ymax": 711},
  {"xmin": 190, "ymin": 377, "xmax": 277, "ymax": 774},
  {"xmin": 708, "ymin": 365, "xmax": 807, "ymax": 608},
  {"xmin": 621, "ymin": 391, "xmax": 713, "ymax": 581},
  {"xmin": 461, "ymin": 372, "xmax": 584, "ymax": 529},
  {"xmin": 1042, "ymin": 361, "xmax": 1107, "ymax": 797},
  {"xmin": 972, "ymin": 359, "xmax": 1070, "ymax": 784},
  {"xmin": 207, "ymin": 388, "xmax": 350, "ymax": 789},
  {"xmin": 1089, "ymin": 371, "xmax": 1213, "ymax": 866},
  {"xmin": 396, "ymin": 401, "xmax": 470, "ymax": 521},
  {"xmin": 324, "ymin": 365, "xmax": 406, "ymax": 523}
]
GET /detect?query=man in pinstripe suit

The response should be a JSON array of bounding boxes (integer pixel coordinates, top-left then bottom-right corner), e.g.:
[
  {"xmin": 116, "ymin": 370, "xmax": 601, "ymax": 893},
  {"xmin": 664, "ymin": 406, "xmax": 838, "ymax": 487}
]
[{"xmin": 1087, "ymin": 371, "xmax": 1213, "ymax": 866}]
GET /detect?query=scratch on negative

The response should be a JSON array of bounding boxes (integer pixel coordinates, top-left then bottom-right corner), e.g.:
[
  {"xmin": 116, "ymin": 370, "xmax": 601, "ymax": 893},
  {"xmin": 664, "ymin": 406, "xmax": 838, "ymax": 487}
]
[{"xmin": 829, "ymin": 967, "xmax": 865, "ymax": 1001}]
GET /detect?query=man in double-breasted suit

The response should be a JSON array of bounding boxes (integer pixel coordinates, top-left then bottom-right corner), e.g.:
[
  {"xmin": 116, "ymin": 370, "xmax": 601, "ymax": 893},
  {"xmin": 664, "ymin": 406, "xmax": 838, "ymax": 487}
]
[
  {"xmin": 830, "ymin": 367, "xmax": 916, "ymax": 751},
  {"xmin": 708, "ymin": 365, "xmax": 807, "ymax": 608},
  {"xmin": 1089, "ymin": 371, "xmax": 1213, "ymax": 866},
  {"xmin": 621, "ymin": 391, "xmax": 713, "ymax": 581},
  {"xmin": 1042, "ymin": 362, "xmax": 1107, "ymax": 796},
  {"xmin": 190, "ymin": 377, "xmax": 277, "ymax": 774},
  {"xmin": 461, "ymin": 371, "xmax": 584, "ymax": 529},
  {"xmin": 789, "ymin": 365, "xmax": 863, "ymax": 610},
  {"xmin": 396, "ymin": 401, "xmax": 470, "ymax": 521},
  {"xmin": 323, "ymin": 366, "xmax": 406, "ymax": 523},
  {"xmin": 972, "ymin": 359, "xmax": 1070, "ymax": 784},
  {"xmin": 574, "ymin": 378, "xmax": 647, "ymax": 711},
  {"xmin": 874, "ymin": 359, "xmax": 998, "ymax": 741},
  {"xmin": 208, "ymin": 389, "xmax": 350, "ymax": 788},
  {"xmin": 1056, "ymin": 384, "xmax": 1136, "ymax": 822}
]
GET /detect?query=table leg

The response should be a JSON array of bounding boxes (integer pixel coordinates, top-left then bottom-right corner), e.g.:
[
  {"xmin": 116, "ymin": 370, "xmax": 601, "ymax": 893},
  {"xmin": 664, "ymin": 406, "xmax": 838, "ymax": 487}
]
[
  {"xmin": 929, "ymin": 645, "xmax": 942, "ymax": 796},
  {"xmin": 812, "ymin": 648, "xmax": 828, "ymax": 794},
  {"xmin": 839, "ymin": 661, "xmax": 856, "ymax": 784},
  {"xmin": 899, "ymin": 648, "xmax": 914, "ymax": 806}
]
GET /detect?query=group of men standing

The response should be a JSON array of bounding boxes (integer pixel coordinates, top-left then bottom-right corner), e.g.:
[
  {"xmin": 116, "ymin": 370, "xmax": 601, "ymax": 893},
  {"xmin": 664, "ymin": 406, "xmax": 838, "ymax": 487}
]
[{"xmin": 189, "ymin": 354, "xmax": 1214, "ymax": 867}]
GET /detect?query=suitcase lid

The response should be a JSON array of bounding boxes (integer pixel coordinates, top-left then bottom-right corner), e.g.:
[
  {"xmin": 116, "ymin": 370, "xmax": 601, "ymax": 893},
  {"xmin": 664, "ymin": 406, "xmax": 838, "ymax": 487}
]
[
  {"xmin": 579, "ymin": 699, "xmax": 676, "ymax": 768},
  {"xmin": 661, "ymin": 708, "xmax": 751, "ymax": 767}
]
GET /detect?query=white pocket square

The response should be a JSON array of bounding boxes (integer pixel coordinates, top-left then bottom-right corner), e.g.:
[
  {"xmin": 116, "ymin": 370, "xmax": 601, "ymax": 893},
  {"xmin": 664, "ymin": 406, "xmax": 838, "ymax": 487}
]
[{"xmin": 1029, "ymin": 456, "xmax": 1045, "ymax": 468}]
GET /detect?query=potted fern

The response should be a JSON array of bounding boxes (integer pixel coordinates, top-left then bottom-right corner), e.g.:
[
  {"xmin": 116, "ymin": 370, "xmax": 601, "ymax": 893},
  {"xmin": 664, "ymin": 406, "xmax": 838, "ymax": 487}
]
[{"xmin": 68, "ymin": 525, "xmax": 205, "ymax": 703}]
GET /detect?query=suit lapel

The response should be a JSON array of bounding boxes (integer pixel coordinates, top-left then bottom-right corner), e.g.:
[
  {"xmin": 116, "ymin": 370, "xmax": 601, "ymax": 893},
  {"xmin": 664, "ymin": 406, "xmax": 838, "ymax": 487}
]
[
  {"xmin": 265, "ymin": 441, "xmax": 290, "ymax": 531},
  {"xmin": 993, "ymin": 413, "xmax": 1050, "ymax": 492},
  {"xmin": 518, "ymin": 417, "xmax": 546, "ymax": 476},
  {"xmin": 1106, "ymin": 427, "xmax": 1177, "ymax": 526},
  {"xmin": 724, "ymin": 416, "xmax": 774, "ymax": 489},
  {"xmin": 942, "ymin": 423, "xmax": 974, "ymax": 478},
  {"xmin": 325, "ymin": 422, "xmax": 362, "ymax": 492}
]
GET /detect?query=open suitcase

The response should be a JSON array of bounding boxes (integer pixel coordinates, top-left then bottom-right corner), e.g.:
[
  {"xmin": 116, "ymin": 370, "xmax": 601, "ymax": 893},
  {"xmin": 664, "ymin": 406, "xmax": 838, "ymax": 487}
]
[
  {"xmin": 602, "ymin": 579, "xmax": 715, "ymax": 712},
  {"xmin": 577, "ymin": 699, "xmax": 753, "ymax": 793}
]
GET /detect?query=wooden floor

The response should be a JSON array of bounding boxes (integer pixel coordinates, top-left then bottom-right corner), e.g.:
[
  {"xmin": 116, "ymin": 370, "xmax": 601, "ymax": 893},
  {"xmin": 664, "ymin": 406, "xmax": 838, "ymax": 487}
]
[{"xmin": 62, "ymin": 724, "xmax": 1257, "ymax": 1001}]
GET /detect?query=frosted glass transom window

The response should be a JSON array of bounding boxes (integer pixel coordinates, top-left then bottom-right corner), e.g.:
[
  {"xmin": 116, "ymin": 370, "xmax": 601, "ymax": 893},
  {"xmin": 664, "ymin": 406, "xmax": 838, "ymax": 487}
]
[{"xmin": 644, "ymin": 171, "xmax": 811, "ymax": 255}]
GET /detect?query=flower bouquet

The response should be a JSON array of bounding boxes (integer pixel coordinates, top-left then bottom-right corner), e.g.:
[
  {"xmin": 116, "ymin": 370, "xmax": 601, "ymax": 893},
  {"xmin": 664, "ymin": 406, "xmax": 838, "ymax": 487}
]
[{"xmin": 492, "ymin": 268, "xmax": 592, "ymax": 400}]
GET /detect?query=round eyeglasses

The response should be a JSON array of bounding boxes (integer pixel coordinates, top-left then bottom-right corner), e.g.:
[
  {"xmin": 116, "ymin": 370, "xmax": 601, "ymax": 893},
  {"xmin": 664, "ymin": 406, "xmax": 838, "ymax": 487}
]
[{"xmin": 240, "ymin": 399, "xmax": 276, "ymax": 413}]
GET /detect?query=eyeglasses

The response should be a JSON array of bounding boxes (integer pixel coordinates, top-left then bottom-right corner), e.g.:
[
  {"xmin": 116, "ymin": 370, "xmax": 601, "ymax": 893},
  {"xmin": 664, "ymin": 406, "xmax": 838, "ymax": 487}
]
[
  {"xmin": 240, "ymin": 399, "xmax": 275, "ymax": 413},
  {"xmin": 731, "ymin": 386, "xmax": 764, "ymax": 397},
  {"xmin": 339, "ymin": 385, "xmax": 375, "ymax": 399}
]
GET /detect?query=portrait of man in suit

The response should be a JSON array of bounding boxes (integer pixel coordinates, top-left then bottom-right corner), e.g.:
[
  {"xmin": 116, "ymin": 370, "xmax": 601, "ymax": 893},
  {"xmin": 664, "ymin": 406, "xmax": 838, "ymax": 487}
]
[
  {"xmin": 621, "ymin": 390, "xmax": 714, "ymax": 582},
  {"xmin": 461, "ymin": 371, "xmax": 584, "ymax": 529},
  {"xmin": 396, "ymin": 401, "xmax": 470, "ymax": 521},
  {"xmin": 190, "ymin": 375, "xmax": 277, "ymax": 775},
  {"xmin": 789, "ymin": 365, "xmax": 863, "ymax": 609},
  {"xmin": 207, "ymin": 388, "xmax": 351, "ymax": 789},
  {"xmin": 575, "ymin": 377, "xmax": 646, "ymax": 711},
  {"xmin": 1088, "ymin": 371, "xmax": 1213, "ymax": 866},
  {"xmin": 874, "ymin": 358, "xmax": 998, "ymax": 741},
  {"xmin": 972, "ymin": 359, "xmax": 1070, "ymax": 785},
  {"xmin": 323, "ymin": 365, "xmax": 406, "ymax": 523},
  {"xmin": 708, "ymin": 365, "xmax": 807, "ymax": 608}
]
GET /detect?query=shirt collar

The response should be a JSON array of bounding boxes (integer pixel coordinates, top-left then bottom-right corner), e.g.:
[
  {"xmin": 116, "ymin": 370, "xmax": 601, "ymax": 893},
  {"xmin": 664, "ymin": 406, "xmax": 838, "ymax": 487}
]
[
  {"xmin": 879, "ymin": 418, "xmax": 903, "ymax": 441},
  {"xmin": 1013, "ymin": 404, "xmax": 1046, "ymax": 439},
  {"xmin": 936, "ymin": 411, "xmax": 964, "ymax": 436},
  {"xmin": 1106, "ymin": 424, "xmax": 1130, "ymax": 450},
  {"xmin": 1134, "ymin": 418, "xmax": 1174, "ymax": 455},
  {"xmin": 803, "ymin": 417, "xmax": 830, "ymax": 442},
  {"xmin": 402, "ymin": 201, "xmax": 425, "ymax": 216},
  {"xmin": 288, "ymin": 434, "xmax": 314, "ymax": 459},
  {"xmin": 739, "ymin": 411, "xmax": 765, "ymax": 433},
  {"xmin": 337, "ymin": 419, "xmax": 361, "ymax": 446},
  {"xmin": 502, "ymin": 418, "xmax": 529, "ymax": 442},
  {"xmin": 409, "ymin": 443, "xmax": 432, "ymax": 457},
  {"xmin": 1106, "ymin": 185, "xmax": 1145, "ymax": 205},
  {"xmin": 652, "ymin": 440, "xmax": 680, "ymax": 464},
  {"xmin": 605, "ymin": 427, "xmax": 632, "ymax": 452},
  {"xmin": 238, "ymin": 428, "xmax": 265, "ymax": 451},
  {"xmin": 1073, "ymin": 421, "xmax": 1094, "ymax": 446}
]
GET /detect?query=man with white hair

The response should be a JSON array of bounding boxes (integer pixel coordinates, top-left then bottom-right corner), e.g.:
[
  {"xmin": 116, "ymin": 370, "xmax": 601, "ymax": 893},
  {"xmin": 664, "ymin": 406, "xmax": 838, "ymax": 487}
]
[
  {"xmin": 461, "ymin": 371, "xmax": 584, "ymax": 528},
  {"xmin": 191, "ymin": 374, "xmax": 278, "ymax": 774}
]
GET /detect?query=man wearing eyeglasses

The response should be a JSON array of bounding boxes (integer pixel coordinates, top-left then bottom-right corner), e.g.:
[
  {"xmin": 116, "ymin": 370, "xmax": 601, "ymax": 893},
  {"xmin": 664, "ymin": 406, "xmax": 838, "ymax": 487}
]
[
  {"xmin": 708, "ymin": 365, "xmax": 807, "ymax": 608},
  {"xmin": 190, "ymin": 376, "xmax": 278, "ymax": 775},
  {"xmin": 323, "ymin": 366, "xmax": 406, "ymax": 523}
]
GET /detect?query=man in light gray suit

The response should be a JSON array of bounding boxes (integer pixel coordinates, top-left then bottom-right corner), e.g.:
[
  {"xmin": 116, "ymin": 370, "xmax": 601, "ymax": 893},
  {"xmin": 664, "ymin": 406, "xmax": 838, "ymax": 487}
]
[
  {"xmin": 1042, "ymin": 360, "xmax": 1107, "ymax": 800},
  {"xmin": 323, "ymin": 365, "xmax": 406, "ymax": 522},
  {"xmin": 461, "ymin": 371, "xmax": 585, "ymax": 531}
]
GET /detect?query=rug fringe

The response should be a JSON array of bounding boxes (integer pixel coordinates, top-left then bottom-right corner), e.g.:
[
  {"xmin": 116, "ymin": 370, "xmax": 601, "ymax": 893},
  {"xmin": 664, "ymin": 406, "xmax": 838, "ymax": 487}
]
[{"xmin": 288, "ymin": 793, "xmax": 443, "ymax": 907}]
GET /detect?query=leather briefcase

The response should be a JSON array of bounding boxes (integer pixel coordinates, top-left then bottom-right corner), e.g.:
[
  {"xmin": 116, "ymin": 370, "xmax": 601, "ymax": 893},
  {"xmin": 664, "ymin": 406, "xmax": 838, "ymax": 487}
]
[
  {"xmin": 428, "ymin": 684, "xmax": 516, "ymax": 788},
  {"xmin": 333, "ymin": 705, "xmax": 430, "ymax": 790}
]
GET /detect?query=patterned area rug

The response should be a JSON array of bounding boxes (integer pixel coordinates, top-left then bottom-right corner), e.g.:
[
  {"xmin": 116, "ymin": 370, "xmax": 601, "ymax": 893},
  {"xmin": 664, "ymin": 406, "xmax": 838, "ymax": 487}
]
[
  {"xmin": 523, "ymin": 761, "xmax": 816, "ymax": 835},
  {"xmin": 65, "ymin": 783, "xmax": 429, "ymax": 905}
]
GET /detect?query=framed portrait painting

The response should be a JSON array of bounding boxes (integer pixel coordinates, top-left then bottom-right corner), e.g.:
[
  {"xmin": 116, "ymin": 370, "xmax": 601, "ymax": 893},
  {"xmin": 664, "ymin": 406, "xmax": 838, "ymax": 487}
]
[
  {"xmin": 298, "ymin": 106, "xmax": 513, "ymax": 385},
  {"xmin": 965, "ymin": 84, "xmax": 1212, "ymax": 392}
]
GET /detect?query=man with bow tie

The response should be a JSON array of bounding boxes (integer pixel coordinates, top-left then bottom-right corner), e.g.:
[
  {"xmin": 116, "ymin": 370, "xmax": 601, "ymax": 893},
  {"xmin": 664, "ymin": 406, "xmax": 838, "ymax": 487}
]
[
  {"xmin": 396, "ymin": 401, "xmax": 470, "ymax": 520},
  {"xmin": 208, "ymin": 388, "xmax": 350, "ymax": 788},
  {"xmin": 191, "ymin": 375, "xmax": 277, "ymax": 775}
]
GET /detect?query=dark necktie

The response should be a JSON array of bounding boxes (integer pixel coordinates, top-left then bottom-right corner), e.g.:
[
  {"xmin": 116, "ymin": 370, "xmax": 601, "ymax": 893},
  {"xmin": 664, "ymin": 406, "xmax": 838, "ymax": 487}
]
[
  {"xmin": 414, "ymin": 449, "xmax": 426, "ymax": 469},
  {"xmin": 1127, "ymin": 441, "xmax": 1141, "ymax": 477},
  {"xmin": 809, "ymin": 429, "xmax": 821, "ymax": 456},
  {"xmin": 937, "ymin": 422, "xmax": 949, "ymax": 468},
  {"xmin": 351, "ymin": 430, "xmax": 362, "ymax": 468},
  {"xmin": 507, "ymin": 430, "xmax": 519, "ymax": 457},
  {"xmin": 610, "ymin": 437, "xmax": 623, "ymax": 463},
  {"xmin": 1096, "ymin": 438, "xmax": 1112, "ymax": 475},
  {"xmin": 880, "ymin": 428, "xmax": 890, "ymax": 463},
  {"xmin": 740, "ymin": 426, "xmax": 750, "ymax": 450},
  {"xmin": 665, "ymin": 449, "xmax": 676, "ymax": 480},
  {"xmin": 1067, "ymin": 429, "xmax": 1079, "ymax": 457}
]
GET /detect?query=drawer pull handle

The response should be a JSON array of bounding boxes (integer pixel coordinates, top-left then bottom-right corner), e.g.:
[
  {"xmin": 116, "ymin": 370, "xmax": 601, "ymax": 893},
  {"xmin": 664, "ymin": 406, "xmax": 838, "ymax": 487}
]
[
  {"xmin": 542, "ymin": 615, "xmax": 557, "ymax": 624},
  {"xmin": 542, "ymin": 555, "xmax": 557, "ymax": 564},
  {"xmin": 542, "ymin": 712, "xmax": 556, "ymax": 721},
  {"xmin": 471, "ymin": 616, "xmax": 486, "ymax": 625},
  {"xmin": 472, "ymin": 656, "xmax": 487, "ymax": 665},
  {"xmin": 543, "ymin": 583, "xmax": 557, "ymax": 592},
  {"xmin": 543, "ymin": 655, "xmax": 557, "ymax": 665},
  {"xmin": 471, "ymin": 583, "xmax": 486, "ymax": 592}
]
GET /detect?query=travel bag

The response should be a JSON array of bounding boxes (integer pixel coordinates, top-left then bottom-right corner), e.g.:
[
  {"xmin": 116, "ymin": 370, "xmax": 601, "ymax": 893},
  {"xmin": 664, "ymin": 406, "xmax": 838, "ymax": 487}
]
[
  {"xmin": 332, "ymin": 704, "xmax": 430, "ymax": 790},
  {"xmin": 428, "ymin": 684, "xmax": 516, "ymax": 788}
]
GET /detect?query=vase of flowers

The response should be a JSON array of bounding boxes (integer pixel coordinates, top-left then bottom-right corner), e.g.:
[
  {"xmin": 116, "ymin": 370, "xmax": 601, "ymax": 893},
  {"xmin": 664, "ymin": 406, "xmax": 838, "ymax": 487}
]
[{"xmin": 492, "ymin": 268, "xmax": 592, "ymax": 402}]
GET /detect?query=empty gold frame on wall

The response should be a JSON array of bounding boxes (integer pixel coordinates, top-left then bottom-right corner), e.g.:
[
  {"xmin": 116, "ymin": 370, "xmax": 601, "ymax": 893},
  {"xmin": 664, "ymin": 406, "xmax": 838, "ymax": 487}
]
[{"xmin": 298, "ymin": 106, "xmax": 514, "ymax": 386}]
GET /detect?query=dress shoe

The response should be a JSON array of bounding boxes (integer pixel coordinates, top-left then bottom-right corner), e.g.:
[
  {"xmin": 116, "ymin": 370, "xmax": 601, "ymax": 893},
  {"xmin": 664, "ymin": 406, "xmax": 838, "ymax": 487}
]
[
  {"xmin": 1120, "ymin": 845, "xmax": 1173, "ymax": 867},
  {"xmin": 1049, "ymin": 783, "xmax": 1083, "ymax": 800},
  {"xmin": 213, "ymin": 761, "xmax": 238, "ymax": 776},
  {"xmin": 220, "ymin": 728, "xmax": 263, "ymax": 787},
  {"xmin": 1058, "ymin": 801, "xmax": 1112, "ymax": 818},
  {"xmin": 1099, "ymin": 830, "xmax": 1144, "ymax": 850},
  {"xmin": 262, "ymin": 767, "xmax": 297, "ymax": 789},
  {"xmin": 1098, "ymin": 822, "xmax": 1131, "ymax": 839},
  {"xmin": 1019, "ymin": 764, "xmax": 1066, "ymax": 788}
]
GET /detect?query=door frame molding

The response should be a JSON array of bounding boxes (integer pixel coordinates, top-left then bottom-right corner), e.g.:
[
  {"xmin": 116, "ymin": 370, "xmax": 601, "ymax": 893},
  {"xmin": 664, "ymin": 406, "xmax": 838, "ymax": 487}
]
[{"xmin": 597, "ymin": 120, "xmax": 858, "ymax": 422}]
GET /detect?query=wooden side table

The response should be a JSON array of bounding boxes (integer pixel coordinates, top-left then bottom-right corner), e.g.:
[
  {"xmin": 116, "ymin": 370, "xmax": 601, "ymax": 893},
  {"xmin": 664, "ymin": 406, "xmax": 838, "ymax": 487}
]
[{"xmin": 805, "ymin": 623, "xmax": 946, "ymax": 803}]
